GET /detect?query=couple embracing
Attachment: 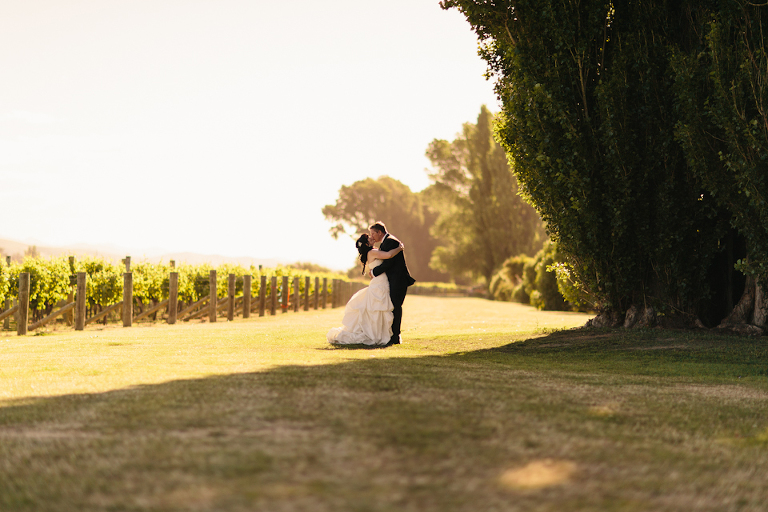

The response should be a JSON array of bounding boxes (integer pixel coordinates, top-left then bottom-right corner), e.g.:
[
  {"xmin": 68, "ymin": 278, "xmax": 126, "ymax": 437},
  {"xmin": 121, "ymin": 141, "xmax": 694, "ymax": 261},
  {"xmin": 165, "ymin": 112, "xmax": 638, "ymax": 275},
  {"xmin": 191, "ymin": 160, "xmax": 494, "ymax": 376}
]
[{"xmin": 327, "ymin": 221, "xmax": 415, "ymax": 347}]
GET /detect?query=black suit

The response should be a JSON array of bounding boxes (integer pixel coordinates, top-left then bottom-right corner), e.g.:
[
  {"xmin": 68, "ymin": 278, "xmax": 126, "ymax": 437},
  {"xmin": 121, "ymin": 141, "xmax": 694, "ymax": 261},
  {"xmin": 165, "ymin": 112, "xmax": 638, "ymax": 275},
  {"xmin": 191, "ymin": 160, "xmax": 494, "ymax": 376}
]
[{"xmin": 371, "ymin": 233, "xmax": 415, "ymax": 342}]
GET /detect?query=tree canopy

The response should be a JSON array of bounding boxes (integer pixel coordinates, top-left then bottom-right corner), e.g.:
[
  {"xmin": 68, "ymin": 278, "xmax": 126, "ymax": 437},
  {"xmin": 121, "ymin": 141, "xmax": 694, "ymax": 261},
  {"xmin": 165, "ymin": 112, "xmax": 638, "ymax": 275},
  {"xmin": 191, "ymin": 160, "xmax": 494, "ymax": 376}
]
[
  {"xmin": 322, "ymin": 176, "xmax": 446, "ymax": 282},
  {"xmin": 425, "ymin": 105, "xmax": 545, "ymax": 283},
  {"xmin": 443, "ymin": 0, "xmax": 768, "ymax": 328}
]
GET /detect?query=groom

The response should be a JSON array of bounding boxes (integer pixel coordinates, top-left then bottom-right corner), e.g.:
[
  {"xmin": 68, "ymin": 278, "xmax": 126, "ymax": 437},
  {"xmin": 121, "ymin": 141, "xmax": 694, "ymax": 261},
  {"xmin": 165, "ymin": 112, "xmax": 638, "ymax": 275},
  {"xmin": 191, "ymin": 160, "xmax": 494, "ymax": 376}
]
[{"xmin": 369, "ymin": 221, "xmax": 416, "ymax": 346}]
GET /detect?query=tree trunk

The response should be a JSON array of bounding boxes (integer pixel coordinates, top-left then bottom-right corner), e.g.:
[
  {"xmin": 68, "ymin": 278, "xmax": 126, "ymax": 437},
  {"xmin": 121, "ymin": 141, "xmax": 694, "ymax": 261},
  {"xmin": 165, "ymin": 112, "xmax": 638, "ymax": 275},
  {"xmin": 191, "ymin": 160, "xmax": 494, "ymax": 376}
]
[
  {"xmin": 717, "ymin": 276, "xmax": 765, "ymax": 335},
  {"xmin": 721, "ymin": 276, "xmax": 755, "ymax": 325},
  {"xmin": 753, "ymin": 279, "xmax": 768, "ymax": 326},
  {"xmin": 585, "ymin": 310, "xmax": 623, "ymax": 328}
]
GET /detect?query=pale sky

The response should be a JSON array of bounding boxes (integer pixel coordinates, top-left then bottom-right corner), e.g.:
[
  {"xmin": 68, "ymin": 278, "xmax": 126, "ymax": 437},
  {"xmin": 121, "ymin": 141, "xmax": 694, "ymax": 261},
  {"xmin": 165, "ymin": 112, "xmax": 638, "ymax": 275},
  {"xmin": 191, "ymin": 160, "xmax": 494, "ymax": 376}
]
[{"xmin": 0, "ymin": 0, "xmax": 498, "ymax": 270}]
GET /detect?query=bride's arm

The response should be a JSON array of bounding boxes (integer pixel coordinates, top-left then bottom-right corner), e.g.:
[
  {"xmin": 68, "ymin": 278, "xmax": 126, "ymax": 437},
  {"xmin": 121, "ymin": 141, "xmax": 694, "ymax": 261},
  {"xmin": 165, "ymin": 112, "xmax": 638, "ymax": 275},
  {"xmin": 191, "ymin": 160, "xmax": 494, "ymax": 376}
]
[{"xmin": 368, "ymin": 242, "xmax": 404, "ymax": 260}]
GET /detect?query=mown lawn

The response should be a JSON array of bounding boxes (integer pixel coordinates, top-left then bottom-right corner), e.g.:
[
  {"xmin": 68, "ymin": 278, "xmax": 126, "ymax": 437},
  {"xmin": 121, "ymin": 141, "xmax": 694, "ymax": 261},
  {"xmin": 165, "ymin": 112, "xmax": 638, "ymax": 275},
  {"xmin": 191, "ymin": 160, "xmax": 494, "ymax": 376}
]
[{"xmin": 1, "ymin": 296, "xmax": 766, "ymax": 511}]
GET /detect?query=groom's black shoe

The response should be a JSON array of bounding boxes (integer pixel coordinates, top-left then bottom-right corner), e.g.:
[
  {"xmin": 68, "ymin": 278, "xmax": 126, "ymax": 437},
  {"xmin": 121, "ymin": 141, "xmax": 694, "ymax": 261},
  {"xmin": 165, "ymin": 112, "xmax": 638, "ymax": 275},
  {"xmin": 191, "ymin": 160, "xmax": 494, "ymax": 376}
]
[{"xmin": 385, "ymin": 335, "xmax": 401, "ymax": 347}]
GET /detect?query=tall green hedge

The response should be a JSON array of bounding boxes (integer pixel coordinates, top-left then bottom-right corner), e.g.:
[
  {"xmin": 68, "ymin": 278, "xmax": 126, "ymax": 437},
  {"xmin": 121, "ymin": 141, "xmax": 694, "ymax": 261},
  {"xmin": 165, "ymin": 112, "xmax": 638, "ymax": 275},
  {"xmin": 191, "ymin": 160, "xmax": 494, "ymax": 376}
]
[{"xmin": 443, "ymin": 0, "xmax": 766, "ymax": 325}]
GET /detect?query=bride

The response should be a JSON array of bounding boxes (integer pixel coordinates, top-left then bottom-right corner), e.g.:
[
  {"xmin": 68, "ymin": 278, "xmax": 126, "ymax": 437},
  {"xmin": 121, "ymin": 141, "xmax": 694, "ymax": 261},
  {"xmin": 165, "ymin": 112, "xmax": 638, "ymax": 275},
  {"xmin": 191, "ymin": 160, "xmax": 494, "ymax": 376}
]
[{"xmin": 327, "ymin": 233, "xmax": 404, "ymax": 346}]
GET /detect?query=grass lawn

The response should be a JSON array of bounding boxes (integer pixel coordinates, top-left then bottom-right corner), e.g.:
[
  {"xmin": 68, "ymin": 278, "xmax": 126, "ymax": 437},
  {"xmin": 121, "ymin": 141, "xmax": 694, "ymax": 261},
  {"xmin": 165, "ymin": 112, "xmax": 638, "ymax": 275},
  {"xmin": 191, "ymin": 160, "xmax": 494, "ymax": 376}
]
[{"xmin": 1, "ymin": 296, "xmax": 766, "ymax": 511}]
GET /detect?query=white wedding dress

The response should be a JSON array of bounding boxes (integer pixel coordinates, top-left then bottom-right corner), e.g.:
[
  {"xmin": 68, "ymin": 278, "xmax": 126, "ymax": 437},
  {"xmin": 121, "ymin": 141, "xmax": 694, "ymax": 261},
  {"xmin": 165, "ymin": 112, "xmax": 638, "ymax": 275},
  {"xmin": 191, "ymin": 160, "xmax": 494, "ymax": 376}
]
[{"xmin": 327, "ymin": 259, "xmax": 393, "ymax": 346}]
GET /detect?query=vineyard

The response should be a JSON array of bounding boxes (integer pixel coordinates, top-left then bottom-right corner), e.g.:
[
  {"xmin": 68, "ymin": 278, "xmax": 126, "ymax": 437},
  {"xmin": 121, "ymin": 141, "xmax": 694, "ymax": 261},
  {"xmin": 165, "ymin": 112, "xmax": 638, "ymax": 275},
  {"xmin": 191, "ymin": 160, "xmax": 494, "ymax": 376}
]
[{"xmin": 0, "ymin": 255, "xmax": 358, "ymax": 334}]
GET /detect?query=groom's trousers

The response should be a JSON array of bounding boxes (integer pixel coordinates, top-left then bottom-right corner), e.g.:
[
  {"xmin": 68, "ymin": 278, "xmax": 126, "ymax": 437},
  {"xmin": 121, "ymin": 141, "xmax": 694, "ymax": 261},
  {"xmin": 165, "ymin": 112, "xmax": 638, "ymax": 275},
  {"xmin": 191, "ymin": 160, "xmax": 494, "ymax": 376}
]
[{"xmin": 391, "ymin": 286, "xmax": 408, "ymax": 338}]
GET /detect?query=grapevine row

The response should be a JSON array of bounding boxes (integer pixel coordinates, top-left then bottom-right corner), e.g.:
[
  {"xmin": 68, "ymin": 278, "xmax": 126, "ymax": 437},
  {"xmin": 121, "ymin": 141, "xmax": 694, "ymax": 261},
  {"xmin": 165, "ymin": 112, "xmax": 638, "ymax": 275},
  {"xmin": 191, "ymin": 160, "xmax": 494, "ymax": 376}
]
[{"xmin": 0, "ymin": 255, "xmax": 354, "ymax": 331}]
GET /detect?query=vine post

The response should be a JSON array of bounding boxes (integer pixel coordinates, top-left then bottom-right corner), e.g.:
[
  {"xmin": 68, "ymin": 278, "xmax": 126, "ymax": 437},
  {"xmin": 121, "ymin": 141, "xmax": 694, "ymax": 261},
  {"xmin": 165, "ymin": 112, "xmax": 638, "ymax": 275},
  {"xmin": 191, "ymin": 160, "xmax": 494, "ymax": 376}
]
[
  {"xmin": 259, "ymin": 275, "xmax": 267, "ymax": 317},
  {"xmin": 227, "ymin": 274, "xmax": 236, "ymax": 321},
  {"xmin": 2, "ymin": 299, "xmax": 9, "ymax": 331},
  {"xmin": 209, "ymin": 270, "xmax": 217, "ymax": 323},
  {"xmin": 304, "ymin": 276, "xmax": 310, "ymax": 312},
  {"xmin": 270, "ymin": 276, "xmax": 277, "ymax": 315},
  {"xmin": 243, "ymin": 275, "xmax": 251, "ymax": 319},
  {"xmin": 75, "ymin": 272, "xmax": 86, "ymax": 331},
  {"xmin": 168, "ymin": 272, "xmax": 178, "ymax": 324},
  {"xmin": 122, "ymin": 272, "xmax": 133, "ymax": 327},
  {"xmin": 281, "ymin": 276, "xmax": 289, "ymax": 313},
  {"xmin": 335, "ymin": 280, "xmax": 340, "ymax": 307},
  {"xmin": 322, "ymin": 278, "xmax": 327, "ymax": 309},
  {"xmin": 66, "ymin": 256, "xmax": 75, "ymax": 326},
  {"xmin": 17, "ymin": 272, "xmax": 30, "ymax": 336},
  {"xmin": 3, "ymin": 256, "xmax": 10, "ymax": 330},
  {"xmin": 293, "ymin": 277, "xmax": 299, "ymax": 312}
]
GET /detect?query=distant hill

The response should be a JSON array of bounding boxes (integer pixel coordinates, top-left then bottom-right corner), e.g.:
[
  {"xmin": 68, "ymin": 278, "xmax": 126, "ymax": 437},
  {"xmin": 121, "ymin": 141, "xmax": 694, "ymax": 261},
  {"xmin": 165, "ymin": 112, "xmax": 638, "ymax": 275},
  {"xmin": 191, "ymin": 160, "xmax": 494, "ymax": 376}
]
[{"xmin": 0, "ymin": 237, "xmax": 287, "ymax": 269}]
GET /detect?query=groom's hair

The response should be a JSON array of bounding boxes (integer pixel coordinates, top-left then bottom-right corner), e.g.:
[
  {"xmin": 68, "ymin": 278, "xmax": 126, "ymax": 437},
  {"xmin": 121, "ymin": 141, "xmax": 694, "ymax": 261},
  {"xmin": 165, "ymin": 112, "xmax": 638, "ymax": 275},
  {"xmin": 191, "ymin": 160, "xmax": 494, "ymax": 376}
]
[{"xmin": 369, "ymin": 221, "xmax": 387, "ymax": 234}]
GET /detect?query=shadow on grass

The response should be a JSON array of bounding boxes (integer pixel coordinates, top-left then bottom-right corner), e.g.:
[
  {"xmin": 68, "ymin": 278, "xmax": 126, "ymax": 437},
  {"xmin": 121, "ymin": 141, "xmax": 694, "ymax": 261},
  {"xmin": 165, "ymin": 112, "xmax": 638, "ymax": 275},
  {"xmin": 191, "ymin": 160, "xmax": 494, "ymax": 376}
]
[
  {"xmin": 468, "ymin": 327, "xmax": 768, "ymax": 380},
  {"xmin": 1, "ymin": 328, "xmax": 767, "ymax": 512},
  {"xmin": 320, "ymin": 343, "xmax": 386, "ymax": 350}
]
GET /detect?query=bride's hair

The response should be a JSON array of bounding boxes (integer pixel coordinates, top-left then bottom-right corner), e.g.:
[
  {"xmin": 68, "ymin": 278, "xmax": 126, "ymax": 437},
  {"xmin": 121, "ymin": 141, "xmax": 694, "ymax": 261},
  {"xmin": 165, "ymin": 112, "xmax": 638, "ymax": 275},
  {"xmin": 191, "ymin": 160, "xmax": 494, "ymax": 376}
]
[{"xmin": 356, "ymin": 233, "xmax": 373, "ymax": 275}]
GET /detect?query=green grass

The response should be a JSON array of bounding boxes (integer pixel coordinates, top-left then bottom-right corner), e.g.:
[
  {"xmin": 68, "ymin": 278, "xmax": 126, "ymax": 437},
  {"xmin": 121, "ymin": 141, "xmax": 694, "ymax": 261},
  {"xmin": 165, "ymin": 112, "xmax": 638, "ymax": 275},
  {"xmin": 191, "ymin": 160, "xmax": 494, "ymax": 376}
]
[{"xmin": 1, "ymin": 296, "xmax": 766, "ymax": 511}]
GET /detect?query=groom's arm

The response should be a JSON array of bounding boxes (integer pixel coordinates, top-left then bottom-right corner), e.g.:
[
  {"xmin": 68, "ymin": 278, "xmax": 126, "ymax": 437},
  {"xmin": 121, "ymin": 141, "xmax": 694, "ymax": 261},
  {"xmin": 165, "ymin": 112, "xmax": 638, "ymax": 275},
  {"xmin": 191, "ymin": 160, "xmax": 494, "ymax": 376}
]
[{"xmin": 371, "ymin": 238, "xmax": 399, "ymax": 277}]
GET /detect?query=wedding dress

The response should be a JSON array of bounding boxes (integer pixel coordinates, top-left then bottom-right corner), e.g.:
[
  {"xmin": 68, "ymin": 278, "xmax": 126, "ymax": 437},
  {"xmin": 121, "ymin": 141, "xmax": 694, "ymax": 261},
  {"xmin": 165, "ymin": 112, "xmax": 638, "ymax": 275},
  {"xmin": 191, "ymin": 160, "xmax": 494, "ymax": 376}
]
[{"xmin": 327, "ymin": 259, "xmax": 393, "ymax": 346}]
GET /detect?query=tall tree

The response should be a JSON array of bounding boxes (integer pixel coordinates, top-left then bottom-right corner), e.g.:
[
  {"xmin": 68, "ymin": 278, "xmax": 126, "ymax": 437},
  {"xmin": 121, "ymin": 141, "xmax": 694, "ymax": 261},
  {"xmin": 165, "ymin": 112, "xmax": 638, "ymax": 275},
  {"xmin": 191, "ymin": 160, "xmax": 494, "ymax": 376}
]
[
  {"xmin": 443, "ymin": 0, "xmax": 737, "ymax": 327},
  {"xmin": 673, "ymin": 1, "xmax": 768, "ymax": 330},
  {"xmin": 322, "ymin": 176, "xmax": 447, "ymax": 282},
  {"xmin": 425, "ymin": 105, "xmax": 546, "ymax": 283}
]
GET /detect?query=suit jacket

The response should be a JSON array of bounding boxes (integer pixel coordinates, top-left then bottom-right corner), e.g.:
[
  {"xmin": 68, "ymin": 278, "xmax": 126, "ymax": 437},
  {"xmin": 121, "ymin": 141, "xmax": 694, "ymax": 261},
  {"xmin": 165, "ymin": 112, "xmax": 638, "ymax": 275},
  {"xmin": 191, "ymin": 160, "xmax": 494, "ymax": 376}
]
[{"xmin": 371, "ymin": 233, "xmax": 416, "ymax": 291}]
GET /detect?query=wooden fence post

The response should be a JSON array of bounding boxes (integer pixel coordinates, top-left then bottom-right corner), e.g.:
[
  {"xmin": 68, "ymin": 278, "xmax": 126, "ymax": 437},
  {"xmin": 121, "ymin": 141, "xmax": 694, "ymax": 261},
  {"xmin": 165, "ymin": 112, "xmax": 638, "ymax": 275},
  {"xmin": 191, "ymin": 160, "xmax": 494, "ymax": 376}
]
[
  {"xmin": 304, "ymin": 276, "xmax": 310, "ymax": 311},
  {"xmin": 168, "ymin": 272, "xmax": 178, "ymax": 324},
  {"xmin": 17, "ymin": 272, "xmax": 30, "ymax": 335},
  {"xmin": 243, "ymin": 275, "xmax": 251, "ymax": 319},
  {"xmin": 74, "ymin": 272, "xmax": 86, "ymax": 331},
  {"xmin": 66, "ymin": 256, "xmax": 75, "ymax": 326},
  {"xmin": 3, "ymin": 256, "xmax": 10, "ymax": 329},
  {"xmin": 227, "ymin": 274, "xmax": 236, "ymax": 321},
  {"xmin": 259, "ymin": 275, "xmax": 267, "ymax": 317},
  {"xmin": 123, "ymin": 272, "xmax": 132, "ymax": 327},
  {"xmin": 270, "ymin": 276, "xmax": 277, "ymax": 315},
  {"xmin": 2, "ymin": 297, "xmax": 9, "ymax": 330},
  {"xmin": 314, "ymin": 277, "xmax": 319, "ymax": 310},
  {"xmin": 281, "ymin": 276, "xmax": 289, "ymax": 313},
  {"xmin": 123, "ymin": 256, "xmax": 131, "ymax": 272},
  {"xmin": 293, "ymin": 277, "xmax": 299, "ymax": 312},
  {"xmin": 322, "ymin": 278, "xmax": 328, "ymax": 309},
  {"xmin": 334, "ymin": 280, "xmax": 339, "ymax": 307},
  {"xmin": 209, "ymin": 270, "xmax": 217, "ymax": 322}
]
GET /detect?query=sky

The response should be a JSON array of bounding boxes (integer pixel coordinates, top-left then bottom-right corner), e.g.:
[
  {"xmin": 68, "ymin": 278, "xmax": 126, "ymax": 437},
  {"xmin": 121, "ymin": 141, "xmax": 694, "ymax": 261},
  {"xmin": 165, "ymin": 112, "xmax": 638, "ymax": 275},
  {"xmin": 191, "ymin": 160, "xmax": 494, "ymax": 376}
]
[{"xmin": 0, "ymin": 0, "xmax": 499, "ymax": 270}]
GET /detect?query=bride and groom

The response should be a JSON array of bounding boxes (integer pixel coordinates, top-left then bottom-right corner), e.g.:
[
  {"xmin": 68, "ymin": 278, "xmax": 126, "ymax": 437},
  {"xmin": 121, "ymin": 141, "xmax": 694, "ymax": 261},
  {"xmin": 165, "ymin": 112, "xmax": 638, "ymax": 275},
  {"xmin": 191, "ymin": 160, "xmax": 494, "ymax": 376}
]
[{"xmin": 327, "ymin": 221, "xmax": 415, "ymax": 347}]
